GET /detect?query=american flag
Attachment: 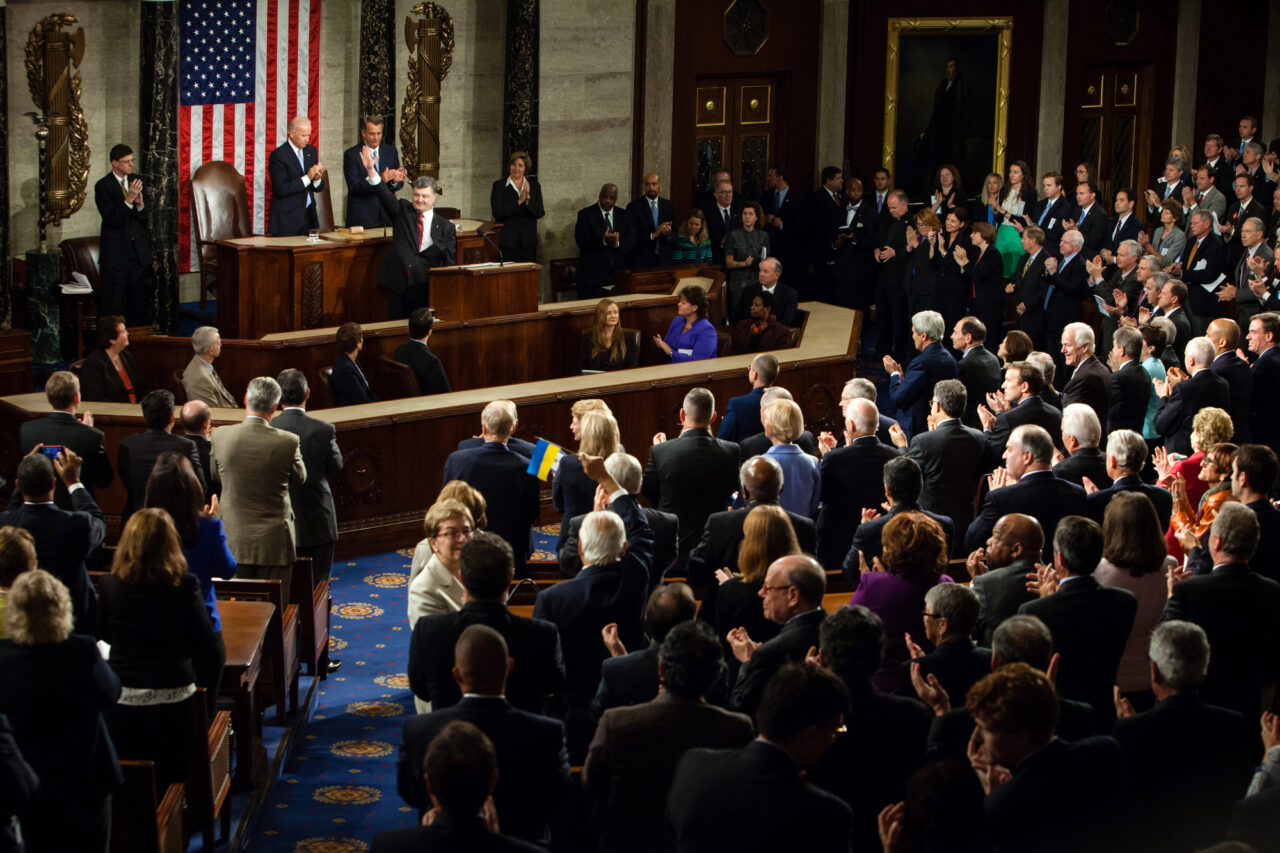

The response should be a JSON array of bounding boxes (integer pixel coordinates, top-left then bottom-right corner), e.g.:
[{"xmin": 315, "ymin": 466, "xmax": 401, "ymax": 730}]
[{"xmin": 178, "ymin": 0, "xmax": 321, "ymax": 272}]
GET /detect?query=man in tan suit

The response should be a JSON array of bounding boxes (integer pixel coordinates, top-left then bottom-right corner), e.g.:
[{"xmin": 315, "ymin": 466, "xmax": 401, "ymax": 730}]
[
  {"xmin": 211, "ymin": 376, "xmax": 306, "ymax": 589},
  {"xmin": 182, "ymin": 325, "xmax": 238, "ymax": 408}
]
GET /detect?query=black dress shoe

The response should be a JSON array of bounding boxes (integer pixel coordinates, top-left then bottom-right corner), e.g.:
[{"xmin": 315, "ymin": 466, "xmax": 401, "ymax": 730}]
[{"xmin": 326, "ymin": 660, "xmax": 343, "ymax": 675}]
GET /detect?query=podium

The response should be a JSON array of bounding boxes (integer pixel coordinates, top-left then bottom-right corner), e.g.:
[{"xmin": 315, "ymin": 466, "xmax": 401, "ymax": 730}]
[{"xmin": 429, "ymin": 263, "xmax": 541, "ymax": 322}]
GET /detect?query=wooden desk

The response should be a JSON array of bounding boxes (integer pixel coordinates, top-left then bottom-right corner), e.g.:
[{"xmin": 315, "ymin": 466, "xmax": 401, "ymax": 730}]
[
  {"xmin": 218, "ymin": 599, "xmax": 273, "ymax": 789},
  {"xmin": 429, "ymin": 263, "xmax": 541, "ymax": 321}
]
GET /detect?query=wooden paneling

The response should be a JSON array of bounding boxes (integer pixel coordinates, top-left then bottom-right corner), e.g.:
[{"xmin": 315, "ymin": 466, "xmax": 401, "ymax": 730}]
[{"xmin": 1193, "ymin": 4, "xmax": 1270, "ymax": 149}]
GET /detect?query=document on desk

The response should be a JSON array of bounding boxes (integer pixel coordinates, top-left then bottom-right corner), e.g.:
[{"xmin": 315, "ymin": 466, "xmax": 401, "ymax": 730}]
[{"xmin": 60, "ymin": 271, "xmax": 93, "ymax": 294}]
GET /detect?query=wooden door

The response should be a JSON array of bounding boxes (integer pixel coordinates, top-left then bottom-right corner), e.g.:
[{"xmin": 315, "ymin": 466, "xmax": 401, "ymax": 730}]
[
  {"xmin": 693, "ymin": 76, "xmax": 779, "ymax": 202},
  {"xmin": 1075, "ymin": 64, "xmax": 1154, "ymax": 202}
]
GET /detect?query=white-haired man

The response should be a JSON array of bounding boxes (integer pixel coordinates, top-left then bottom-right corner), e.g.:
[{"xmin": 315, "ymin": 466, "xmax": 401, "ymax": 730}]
[
  {"xmin": 1041, "ymin": 229, "xmax": 1091, "ymax": 379},
  {"xmin": 181, "ymin": 325, "xmax": 237, "ymax": 408},
  {"xmin": 882, "ymin": 310, "xmax": 958, "ymax": 440},
  {"xmin": 1085, "ymin": 429, "xmax": 1173, "ymax": 527},
  {"xmin": 1052, "ymin": 403, "xmax": 1110, "ymax": 489},
  {"xmin": 1060, "ymin": 322, "xmax": 1111, "ymax": 432},
  {"xmin": 1153, "ymin": 336, "xmax": 1232, "ymax": 455}
]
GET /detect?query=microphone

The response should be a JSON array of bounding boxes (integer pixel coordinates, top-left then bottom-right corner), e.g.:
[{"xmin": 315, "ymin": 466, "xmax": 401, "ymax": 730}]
[{"xmin": 476, "ymin": 223, "xmax": 504, "ymax": 267}]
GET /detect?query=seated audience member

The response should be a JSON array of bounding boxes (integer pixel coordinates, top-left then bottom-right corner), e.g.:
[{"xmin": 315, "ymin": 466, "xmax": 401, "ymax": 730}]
[
  {"xmin": 847, "ymin": 455, "xmax": 954, "ymax": 571},
  {"xmin": 728, "ymin": 555, "xmax": 828, "ymax": 718},
  {"xmin": 1166, "ymin": 441, "xmax": 1237, "ymax": 561},
  {"xmin": 653, "ymin": 284, "xmax": 717, "ymax": 363},
  {"xmin": 396, "ymin": 626, "xmax": 570, "ymax": 846},
  {"xmin": 738, "ymin": 386, "xmax": 818, "ymax": 459},
  {"xmin": 181, "ymin": 325, "xmax": 237, "ymax": 407},
  {"xmin": 442, "ymin": 401, "xmax": 541, "ymax": 577},
  {"xmin": 883, "ymin": 310, "xmax": 959, "ymax": 440},
  {"xmin": 330, "ymin": 321, "xmax": 377, "ymax": 405},
  {"xmin": 180, "ymin": 399, "xmax": 217, "ymax": 499},
  {"xmin": 968, "ymin": 514, "xmax": 1045, "ymax": 646},
  {"xmin": 553, "ymin": 409, "xmax": 620, "ymax": 553},
  {"xmin": 456, "ymin": 400, "xmax": 538, "ymax": 458},
  {"xmin": 0, "ymin": 449, "xmax": 104, "ymax": 635},
  {"xmin": 1108, "ymin": 325, "xmax": 1153, "ymax": 435},
  {"xmin": 719, "ymin": 353, "xmax": 778, "ymax": 444},
  {"xmin": 729, "ymin": 291, "xmax": 792, "ymax": 354},
  {"xmin": 967, "ymin": 664, "xmax": 1131, "ymax": 853},
  {"xmin": 1184, "ymin": 443, "xmax": 1280, "ymax": 582},
  {"xmin": 670, "ymin": 208, "xmax": 712, "ymax": 264},
  {"xmin": 806, "ymin": 605, "xmax": 932, "ymax": 852},
  {"xmin": 118, "ymin": 389, "xmax": 204, "ymax": 518},
  {"xmin": 1095, "ymin": 492, "xmax": 1176, "ymax": 709},
  {"xmin": 1087, "ymin": 429, "xmax": 1174, "ymax": 528},
  {"xmin": 392, "ymin": 307, "xmax": 452, "ymax": 395},
  {"xmin": 901, "ymin": 379, "xmax": 986, "ymax": 544},
  {"xmin": 1155, "ymin": 336, "xmax": 1232, "ymax": 455},
  {"xmin": 761, "ymin": 398, "xmax": 821, "ymax": 518},
  {"xmin": 18, "ymin": 370, "xmax": 113, "ymax": 509},
  {"xmin": 0, "ymin": 569, "xmax": 122, "ymax": 853},
  {"xmin": 78, "ymin": 314, "xmax": 146, "ymax": 403},
  {"xmin": 737, "ymin": 257, "xmax": 799, "ymax": 327},
  {"xmin": 580, "ymin": 298, "xmax": 640, "ymax": 372},
  {"xmin": 967, "ymin": 424, "xmax": 1088, "ymax": 558},
  {"xmin": 919, "ymin": 615, "xmax": 1099, "ymax": 762},
  {"xmin": 1019, "ymin": 515, "xmax": 1138, "ymax": 723},
  {"xmin": 1060, "ymin": 322, "xmax": 1111, "ymax": 429},
  {"xmin": 584, "ymin": 620, "xmax": 753, "ymax": 853},
  {"xmin": 850, "ymin": 512, "xmax": 953, "ymax": 694},
  {"xmin": 143, "ymin": 451, "xmax": 236, "ymax": 709},
  {"xmin": 905, "ymin": 583, "xmax": 990, "ymax": 702},
  {"xmin": 408, "ymin": 532, "xmax": 563, "ymax": 715},
  {"xmin": 686, "ymin": 456, "xmax": 814, "ymax": 588},
  {"xmin": 407, "ymin": 500, "xmax": 474, "ymax": 629},
  {"xmin": 378, "ymin": 720, "xmax": 545, "ymax": 853},
  {"xmin": 0, "ymin": 526, "xmax": 36, "ymax": 638},
  {"xmin": 1112, "ymin": 620, "xmax": 1258, "ymax": 853},
  {"xmin": 1164, "ymin": 501, "xmax": 1280, "ymax": 718},
  {"xmin": 978, "ymin": 360, "xmax": 1064, "ymax": 468},
  {"xmin": 99, "ymin": 509, "xmax": 220, "ymax": 788},
  {"xmin": 592, "ymin": 582, "xmax": 697, "ymax": 717},
  {"xmin": 669, "ymin": 663, "xmax": 852, "ymax": 852},
  {"xmin": 1052, "ymin": 403, "xmax": 1111, "ymax": 489}
]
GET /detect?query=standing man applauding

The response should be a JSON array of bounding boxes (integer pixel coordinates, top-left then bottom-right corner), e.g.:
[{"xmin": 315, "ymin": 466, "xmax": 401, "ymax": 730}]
[
  {"xmin": 267, "ymin": 115, "xmax": 326, "ymax": 236},
  {"xmin": 343, "ymin": 115, "xmax": 402, "ymax": 228},
  {"xmin": 95, "ymin": 144, "xmax": 152, "ymax": 324}
]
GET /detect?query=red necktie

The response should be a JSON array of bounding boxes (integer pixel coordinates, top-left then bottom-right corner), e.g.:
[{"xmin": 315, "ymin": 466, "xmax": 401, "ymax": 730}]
[{"xmin": 417, "ymin": 212, "xmax": 425, "ymax": 251}]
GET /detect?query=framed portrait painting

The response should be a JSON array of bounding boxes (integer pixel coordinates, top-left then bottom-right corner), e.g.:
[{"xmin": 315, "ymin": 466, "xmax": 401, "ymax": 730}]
[{"xmin": 882, "ymin": 17, "xmax": 1013, "ymax": 201}]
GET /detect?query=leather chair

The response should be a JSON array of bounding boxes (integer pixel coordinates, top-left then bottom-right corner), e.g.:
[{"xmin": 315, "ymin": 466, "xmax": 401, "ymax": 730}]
[
  {"xmin": 190, "ymin": 161, "xmax": 253, "ymax": 308},
  {"xmin": 435, "ymin": 206, "xmax": 462, "ymax": 220},
  {"xmin": 550, "ymin": 258, "xmax": 578, "ymax": 300},
  {"xmin": 59, "ymin": 237, "xmax": 102, "ymax": 359},
  {"xmin": 379, "ymin": 355, "xmax": 422, "ymax": 399},
  {"xmin": 314, "ymin": 177, "xmax": 336, "ymax": 233},
  {"xmin": 315, "ymin": 366, "xmax": 334, "ymax": 408},
  {"xmin": 578, "ymin": 328, "xmax": 642, "ymax": 370},
  {"xmin": 171, "ymin": 369, "xmax": 187, "ymax": 405}
]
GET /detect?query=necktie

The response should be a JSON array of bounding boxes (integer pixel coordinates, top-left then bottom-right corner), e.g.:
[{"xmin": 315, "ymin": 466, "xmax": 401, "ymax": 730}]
[
  {"xmin": 297, "ymin": 148, "xmax": 311, "ymax": 207},
  {"xmin": 1038, "ymin": 201, "xmax": 1050, "ymax": 226},
  {"xmin": 603, "ymin": 209, "xmax": 612, "ymax": 231},
  {"xmin": 121, "ymin": 177, "xmax": 128, "ymax": 198},
  {"xmin": 1186, "ymin": 240, "xmax": 1199, "ymax": 270},
  {"xmin": 1113, "ymin": 219, "xmax": 1121, "ymax": 240},
  {"xmin": 651, "ymin": 199, "xmax": 659, "ymax": 228},
  {"xmin": 1197, "ymin": 192, "xmax": 1205, "ymax": 204},
  {"xmin": 1078, "ymin": 207, "xmax": 1086, "ymax": 225},
  {"xmin": 877, "ymin": 194, "xmax": 884, "ymax": 213},
  {"xmin": 371, "ymin": 148, "xmax": 378, "ymax": 171},
  {"xmin": 417, "ymin": 212, "xmax": 425, "ymax": 251},
  {"xmin": 1241, "ymin": 254, "xmax": 1250, "ymax": 289},
  {"xmin": 723, "ymin": 208, "xmax": 731, "ymax": 229},
  {"xmin": 1022, "ymin": 256, "xmax": 1032, "ymax": 277}
]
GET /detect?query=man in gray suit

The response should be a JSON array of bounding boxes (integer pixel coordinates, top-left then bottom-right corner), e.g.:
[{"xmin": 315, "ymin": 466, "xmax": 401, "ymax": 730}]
[
  {"xmin": 211, "ymin": 376, "xmax": 306, "ymax": 590},
  {"xmin": 181, "ymin": 326, "xmax": 238, "ymax": 408}
]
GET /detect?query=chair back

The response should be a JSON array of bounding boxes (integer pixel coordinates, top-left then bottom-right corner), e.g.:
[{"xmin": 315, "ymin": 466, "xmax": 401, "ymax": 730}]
[
  {"xmin": 550, "ymin": 257, "xmax": 578, "ymax": 299},
  {"xmin": 171, "ymin": 369, "xmax": 187, "ymax": 404},
  {"xmin": 60, "ymin": 237, "xmax": 102, "ymax": 290},
  {"xmin": 314, "ymin": 366, "xmax": 334, "ymax": 408},
  {"xmin": 378, "ymin": 355, "xmax": 422, "ymax": 399},
  {"xmin": 313, "ymin": 177, "xmax": 335, "ymax": 232},
  {"xmin": 190, "ymin": 162, "xmax": 252, "ymax": 266}
]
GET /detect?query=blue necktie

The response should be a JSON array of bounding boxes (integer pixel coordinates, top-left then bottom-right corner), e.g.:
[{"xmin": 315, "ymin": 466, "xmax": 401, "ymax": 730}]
[
  {"xmin": 297, "ymin": 148, "xmax": 311, "ymax": 208},
  {"xmin": 1038, "ymin": 201, "xmax": 1050, "ymax": 226},
  {"xmin": 651, "ymin": 200, "xmax": 660, "ymax": 254}
]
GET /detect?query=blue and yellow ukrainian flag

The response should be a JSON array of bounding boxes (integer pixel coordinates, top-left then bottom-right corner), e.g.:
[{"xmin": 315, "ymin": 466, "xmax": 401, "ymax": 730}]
[{"xmin": 526, "ymin": 439, "xmax": 566, "ymax": 481}]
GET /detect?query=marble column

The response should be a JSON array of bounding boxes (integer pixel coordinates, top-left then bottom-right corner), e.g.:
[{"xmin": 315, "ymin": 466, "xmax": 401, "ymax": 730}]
[
  {"xmin": 1171, "ymin": 0, "xmax": 1202, "ymax": 149},
  {"xmin": 360, "ymin": 0, "xmax": 396, "ymax": 138},
  {"xmin": 640, "ymin": 0, "xmax": 674, "ymax": 186},
  {"xmin": 1036, "ymin": 0, "xmax": 1070, "ymax": 173},
  {"xmin": 0, "ymin": 1, "xmax": 10, "ymax": 330},
  {"xmin": 815, "ymin": 0, "xmax": 848, "ymax": 174},
  {"xmin": 141, "ymin": 0, "xmax": 179, "ymax": 334},
  {"xmin": 502, "ymin": 0, "xmax": 539, "ymax": 173}
]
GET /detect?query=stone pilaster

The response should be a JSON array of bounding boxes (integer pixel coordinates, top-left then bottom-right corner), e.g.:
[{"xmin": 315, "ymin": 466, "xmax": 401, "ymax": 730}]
[
  {"xmin": 502, "ymin": 0, "xmax": 539, "ymax": 174},
  {"xmin": 0, "ymin": 1, "xmax": 10, "ymax": 329},
  {"xmin": 359, "ymin": 0, "xmax": 396, "ymax": 138},
  {"xmin": 140, "ymin": 0, "xmax": 179, "ymax": 333}
]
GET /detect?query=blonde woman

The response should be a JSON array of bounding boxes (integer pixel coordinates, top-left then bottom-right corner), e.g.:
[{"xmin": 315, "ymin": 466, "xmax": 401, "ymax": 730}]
[
  {"xmin": 0, "ymin": 525, "xmax": 36, "ymax": 639},
  {"xmin": 554, "ymin": 408, "xmax": 621, "ymax": 551},
  {"xmin": 762, "ymin": 399, "xmax": 821, "ymax": 518},
  {"xmin": 580, "ymin": 298, "xmax": 639, "ymax": 372}
]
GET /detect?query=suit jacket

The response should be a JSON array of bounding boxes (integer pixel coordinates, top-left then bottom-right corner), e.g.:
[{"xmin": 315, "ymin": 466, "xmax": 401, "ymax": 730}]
[
  {"xmin": 718, "ymin": 386, "xmax": 766, "ymax": 444},
  {"xmin": 887, "ymin": 342, "xmax": 959, "ymax": 439},
  {"xmin": 669, "ymin": 739, "xmax": 852, "ymax": 853},
  {"xmin": 558, "ymin": 506, "xmax": 679, "ymax": 583},
  {"xmin": 442, "ymin": 442, "xmax": 541, "ymax": 577},
  {"xmin": 575, "ymin": 203, "xmax": 634, "ymax": 292},
  {"xmin": 1179, "ymin": 232, "xmax": 1229, "ymax": 321},
  {"xmin": 18, "ymin": 411, "xmax": 113, "ymax": 509},
  {"xmin": 906, "ymin": 418, "xmax": 986, "ymax": 540},
  {"xmin": 1251, "ymin": 344, "xmax": 1280, "ymax": 453},
  {"xmin": 704, "ymin": 201, "xmax": 742, "ymax": 267},
  {"xmin": 967, "ymin": 470, "xmax": 1087, "ymax": 558},
  {"xmin": 984, "ymin": 395, "xmax": 1064, "ymax": 469},
  {"xmin": 0, "ymin": 489, "xmax": 105, "ymax": 634},
  {"xmin": 972, "ymin": 557, "xmax": 1040, "ymax": 645},
  {"xmin": 118, "ymin": 428, "xmax": 204, "ymax": 518},
  {"xmin": 1019, "ymin": 576, "xmax": 1137, "ymax": 718},
  {"xmin": 808, "ymin": 187, "xmax": 847, "ymax": 268},
  {"xmin": 1052, "ymin": 446, "xmax": 1112, "ymax": 489},
  {"xmin": 1042, "ymin": 253, "xmax": 1092, "ymax": 348},
  {"xmin": 330, "ymin": 353, "xmax": 376, "ymax": 406},
  {"xmin": 1086, "ymin": 474, "xmax": 1173, "ymax": 529},
  {"xmin": 1232, "ymin": 241, "xmax": 1276, "ymax": 329},
  {"xmin": 189, "ymin": 433, "xmax": 217, "ymax": 500},
  {"xmin": 1211, "ymin": 350, "xmax": 1254, "ymax": 442},
  {"xmin": 625, "ymin": 195, "xmax": 676, "ymax": 267},
  {"xmin": 686, "ymin": 500, "xmax": 816, "ymax": 587},
  {"xmin": 902, "ymin": 636, "xmax": 991, "ymax": 704},
  {"xmin": 210, "ymin": 417, "xmax": 306, "ymax": 566},
  {"xmin": 396, "ymin": 696, "xmax": 570, "ymax": 843},
  {"xmin": 371, "ymin": 815, "xmax": 543, "ymax": 853},
  {"xmin": 731, "ymin": 608, "xmax": 826, "ymax": 718},
  {"xmin": 590, "ymin": 645, "xmax": 660, "ymax": 722},
  {"xmin": 1228, "ymin": 784, "xmax": 1280, "ymax": 853},
  {"xmin": 728, "ymin": 316, "xmax": 793, "ymax": 353},
  {"xmin": 1011, "ymin": 251, "xmax": 1050, "ymax": 345},
  {"xmin": 1029, "ymin": 196, "xmax": 1073, "ymax": 249},
  {"xmin": 1224, "ymin": 198, "xmax": 1269, "ymax": 271},
  {"xmin": 180, "ymin": 356, "xmax": 237, "ymax": 408},
  {"xmin": 736, "ymin": 282, "xmax": 799, "ymax": 327},
  {"xmin": 457, "ymin": 435, "xmax": 537, "ymax": 459},
  {"xmin": 490, "ymin": 178, "xmax": 545, "ymax": 252},
  {"xmin": 761, "ymin": 185, "xmax": 809, "ymax": 268},
  {"xmin": 1154, "ymin": 368, "xmax": 1232, "ymax": 455},
  {"xmin": 847, "ymin": 502, "xmax": 953, "ymax": 568},
  {"xmin": 1109, "ymin": 359, "xmax": 1152, "ymax": 435},
  {"xmin": 1073, "ymin": 203, "xmax": 1111, "ymax": 257},
  {"xmin": 1062, "ymin": 355, "xmax": 1111, "ymax": 432},
  {"xmin": 373, "ymin": 182, "xmax": 457, "ymax": 294},
  {"xmin": 1162, "ymin": 562, "xmax": 1280, "ymax": 718},
  {"xmin": 267, "ymin": 141, "xmax": 323, "ymax": 236},
  {"xmin": 583, "ymin": 693, "xmax": 754, "ymax": 853},
  {"xmin": 957, "ymin": 345, "xmax": 1003, "ymax": 427},
  {"xmin": 407, "ymin": 600, "xmax": 564, "ymax": 714},
  {"xmin": 1185, "ymin": 498, "xmax": 1280, "ymax": 584},
  {"xmin": 817, "ymin": 436, "xmax": 902, "ymax": 579},
  {"xmin": 1104, "ymin": 213, "xmax": 1145, "ymax": 254},
  {"xmin": 641, "ymin": 428, "xmax": 739, "ymax": 567},
  {"xmin": 95, "ymin": 172, "xmax": 151, "ymax": 272},
  {"xmin": 271, "ymin": 408, "xmax": 342, "ymax": 547},
  {"xmin": 875, "ymin": 214, "xmax": 909, "ymax": 290},
  {"xmin": 1188, "ymin": 183, "xmax": 1229, "ymax": 222},
  {"xmin": 343, "ymin": 142, "xmax": 402, "ymax": 227},
  {"xmin": 391, "ymin": 340, "xmax": 451, "ymax": 395},
  {"xmin": 77, "ymin": 347, "xmax": 146, "ymax": 404}
]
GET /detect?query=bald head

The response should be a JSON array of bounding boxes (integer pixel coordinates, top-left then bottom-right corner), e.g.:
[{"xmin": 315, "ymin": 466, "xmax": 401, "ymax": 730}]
[
  {"xmin": 846, "ymin": 398, "xmax": 880, "ymax": 437},
  {"xmin": 452, "ymin": 625, "xmax": 511, "ymax": 695},
  {"xmin": 741, "ymin": 455, "xmax": 783, "ymax": 502},
  {"xmin": 180, "ymin": 399, "xmax": 212, "ymax": 436},
  {"xmin": 1206, "ymin": 318, "xmax": 1240, "ymax": 353},
  {"xmin": 993, "ymin": 514, "xmax": 1045, "ymax": 564},
  {"xmin": 772, "ymin": 554, "xmax": 827, "ymax": 609}
]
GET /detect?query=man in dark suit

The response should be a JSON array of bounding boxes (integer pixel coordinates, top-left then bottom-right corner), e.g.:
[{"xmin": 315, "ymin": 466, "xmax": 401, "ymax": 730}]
[
  {"xmin": 670, "ymin": 661, "xmax": 852, "ymax": 853},
  {"xmin": 831, "ymin": 176, "xmax": 878, "ymax": 311},
  {"xmin": 117, "ymin": 389, "xmax": 204, "ymax": 519},
  {"xmin": 1163, "ymin": 501, "xmax": 1280, "ymax": 719},
  {"xmin": 717, "ymin": 354, "xmax": 776, "ymax": 443},
  {"xmin": 1221, "ymin": 173, "xmax": 1269, "ymax": 273},
  {"xmin": 703, "ymin": 177, "xmax": 741, "ymax": 267},
  {"xmin": 728, "ymin": 555, "xmax": 828, "ymax": 718},
  {"xmin": 590, "ymin": 583, "xmax": 696, "ymax": 719},
  {"xmin": 1010, "ymin": 226, "xmax": 1052, "ymax": 347},
  {"xmin": 817, "ymin": 398, "xmax": 901, "ymax": 580},
  {"xmin": 807, "ymin": 166, "xmax": 847, "ymax": 300},
  {"xmin": 19, "ymin": 371, "xmax": 113, "ymax": 509},
  {"xmin": 1040, "ymin": 230, "xmax": 1092, "ymax": 379},
  {"xmin": 1146, "ymin": 158, "xmax": 1190, "ymax": 220},
  {"xmin": 950, "ymin": 317, "xmax": 1002, "ymax": 427},
  {"xmin": 903, "ymin": 379, "xmax": 986, "ymax": 542},
  {"xmin": 1019, "ymin": 516, "xmax": 1137, "ymax": 723},
  {"xmin": 845, "ymin": 456, "xmax": 953, "ymax": 570},
  {"xmin": 1107, "ymin": 326, "xmax": 1153, "ymax": 435},
  {"xmin": 274, "ymin": 369, "xmax": 343, "ymax": 590},
  {"xmin": 575, "ymin": 184, "xmax": 634, "ymax": 299},
  {"xmin": 267, "ymin": 115, "xmax": 326, "ymax": 237},
  {"xmin": 1229, "ymin": 216, "xmax": 1275, "ymax": 329},
  {"xmin": 884, "ymin": 310, "xmax": 959, "ymax": 440},
  {"xmin": 1207, "ymin": 317, "xmax": 1253, "ymax": 442},
  {"xmin": 1154, "ymin": 336, "xmax": 1232, "ymax": 455},
  {"xmin": 1086, "ymin": 429, "xmax": 1173, "ymax": 527},
  {"xmin": 978, "ymin": 360, "xmax": 1064, "ymax": 469},
  {"xmin": 641, "ymin": 388, "xmax": 740, "ymax": 571},
  {"xmin": 342, "ymin": 116, "xmax": 402, "ymax": 227},
  {"xmin": 1101, "ymin": 188, "xmax": 1145, "ymax": 258},
  {"xmin": 408, "ymin": 532, "xmax": 563, "ymax": 714},
  {"xmin": 95, "ymin": 144, "xmax": 152, "ymax": 324},
  {"xmin": 625, "ymin": 172, "xmax": 675, "ymax": 268},
  {"xmin": 392, "ymin": 307, "xmax": 452, "ymax": 395},
  {"xmin": 584, "ymin": 619, "xmax": 754, "ymax": 853},
  {"xmin": 397, "ymin": 625, "xmax": 570, "ymax": 846},
  {"xmin": 908, "ymin": 584, "xmax": 992, "ymax": 702},
  {"xmin": 968, "ymin": 515, "xmax": 1044, "ymax": 645},
  {"xmin": 874, "ymin": 190, "xmax": 912, "ymax": 361},
  {"xmin": 1053, "ymin": 403, "xmax": 1111, "ymax": 489},
  {"xmin": 456, "ymin": 401, "xmax": 537, "ymax": 459},
  {"xmin": 1248, "ymin": 311, "xmax": 1280, "ymax": 454},
  {"xmin": 1025, "ymin": 173, "xmax": 1074, "ymax": 252},
  {"xmin": 735, "ymin": 257, "xmax": 799, "ymax": 326},
  {"xmin": 179, "ymin": 401, "xmax": 218, "ymax": 500},
  {"xmin": 1153, "ymin": 278, "xmax": 1195, "ymax": 362},
  {"xmin": 1112, "ymin": 620, "xmax": 1259, "ymax": 853},
  {"xmin": 1089, "ymin": 240, "xmax": 1143, "ymax": 356},
  {"xmin": 761, "ymin": 165, "xmax": 808, "ymax": 273},
  {"xmin": 1060, "ymin": 322, "xmax": 1112, "ymax": 432},
  {"xmin": 1, "ymin": 450, "xmax": 105, "ymax": 634},
  {"xmin": 967, "ymin": 425, "xmax": 1088, "ymax": 559},
  {"xmin": 1067, "ymin": 180, "xmax": 1110, "ymax": 257},
  {"xmin": 330, "ymin": 322, "xmax": 377, "ymax": 406},
  {"xmin": 442, "ymin": 402, "xmax": 541, "ymax": 577},
  {"xmin": 1171, "ymin": 210, "xmax": 1228, "ymax": 325}
]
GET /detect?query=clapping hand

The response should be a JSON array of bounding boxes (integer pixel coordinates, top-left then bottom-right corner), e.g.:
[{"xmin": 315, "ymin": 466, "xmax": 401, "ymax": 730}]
[
  {"xmin": 1167, "ymin": 561, "xmax": 1194, "ymax": 596},
  {"xmin": 910, "ymin": 661, "xmax": 950, "ymax": 716},
  {"xmin": 988, "ymin": 467, "xmax": 1013, "ymax": 491},
  {"xmin": 882, "ymin": 355, "xmax": 903, "ymax": 375},
  {"xmin": 861, "ymin": 507, "xmax": 883, "ymax": 524},
  {"xmin": 1153, "ymin": 377, "xmax": 1169, "ymax": 398},
  {"xmin": 985, "ymin": 389, "xmax": 1010, "ymax": 412},
  {"xmin": 904, "ymin": 632, "xmax": 926, "ymax": 660},
  {"xmin": 1085, "ymin": 255, "xmax": 1104, "ymax": 279},
  {"xmin": 1081, "ymin": 476, "xmax": 1100, "ymax": 496},
  {"xmin": 1219, "ymin": 284, "xmax": 1238, "ymax": 302},
  {"xmin": 878, "ymin": 803, "xmax": 905, "ymax": 851},
  {"xmin": 1166, "ymin": 366, "xmax": 1188, "ymax": 388},
  {"xmin": 1099, "ymin": 249, "xmax": 1114, "ymax": 267},
  {"xmin": 601, "ymin": 622, "xmax": 627, "ymax": 658},
  {"xmin": 1027, "ymin": 561, "xmax": 1059, "ymax": 598},
  {"xmin": 1152, "ymin": 445, "xmax": 1174, "ymax": 480},
  {"xmin": 977, "ymin": 404, "xmax": 997, "ymax": 431},
  {"xmin": 1043, "ymin": 256, "xmax": 1059, "ymax": 275},
  {"xmin": 1172, "ymin": 524, "xmax": 1199, "ymax": 555},
  {"xmin": 888, "ymin": 423, "xmax": 908, "ymax": 448},
  {"xmin": 726, "ymin": 627, "xmax": 759, "ymax": 663},
  {"xmin": 967, "ymin": 546, "xmax": 989, "ymax": 578},
  {"xmin": 1114, "ymin": 686, "xmax": 1137, "ymax": 720},
  {"xmin": 952, "ymin": 245, "xmax": 968, "ymax": 267}
]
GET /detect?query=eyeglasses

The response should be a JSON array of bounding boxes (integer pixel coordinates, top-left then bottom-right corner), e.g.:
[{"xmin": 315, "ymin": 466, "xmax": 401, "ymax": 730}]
[
  {"xmin": 921, "ymin": 611, "xmax": 939, "ymax": 619},
  {"xmin": 761, "ymin": 584, "xmax": 794, "ymax": 593},
  {"xmin": 434, "ymin": 527, "xmax": 473, "ymax": 541}
]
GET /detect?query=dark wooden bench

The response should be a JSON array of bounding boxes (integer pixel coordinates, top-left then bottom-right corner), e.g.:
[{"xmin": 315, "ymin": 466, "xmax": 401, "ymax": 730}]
[
  {"xmin": 292, "ymin": 556, "xmax": 332, "ymax": 677},
  {"xmin": 110, "ymin": 761, "xmax": 185, "ymax": 853},
  {"xmin": 215, "ymin": 578, "xmax": 299, "ymax": 723}
]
